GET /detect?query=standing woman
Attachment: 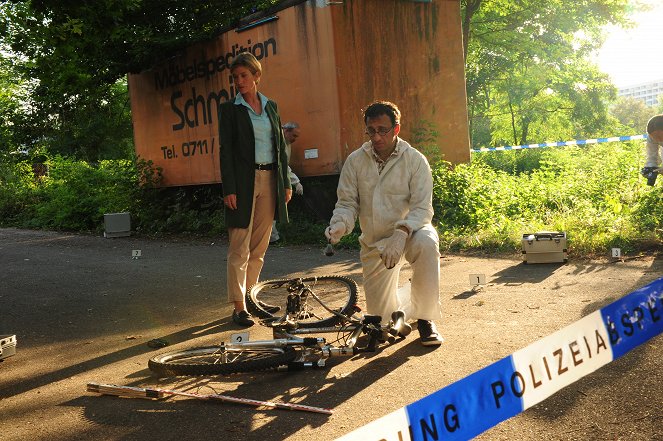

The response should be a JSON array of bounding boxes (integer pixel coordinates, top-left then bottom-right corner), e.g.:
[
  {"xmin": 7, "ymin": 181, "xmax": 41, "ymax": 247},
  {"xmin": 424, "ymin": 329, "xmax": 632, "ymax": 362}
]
[{"xmin": 218, "ymin": 52, "xmax": 292, "ymax": 327}]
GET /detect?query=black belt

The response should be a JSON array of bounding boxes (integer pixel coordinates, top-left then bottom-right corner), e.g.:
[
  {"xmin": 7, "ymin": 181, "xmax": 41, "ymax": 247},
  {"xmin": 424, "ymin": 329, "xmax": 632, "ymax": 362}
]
[{"xmin": 255, "ymin": 163, "xmax": 276, "ymax": 170}]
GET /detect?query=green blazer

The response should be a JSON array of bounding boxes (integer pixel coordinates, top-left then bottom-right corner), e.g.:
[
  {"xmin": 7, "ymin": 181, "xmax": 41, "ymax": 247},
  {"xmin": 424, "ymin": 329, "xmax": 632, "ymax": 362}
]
[{"xmin": 218, "ymin": 98, "xmax": 291, "ymax": 228}]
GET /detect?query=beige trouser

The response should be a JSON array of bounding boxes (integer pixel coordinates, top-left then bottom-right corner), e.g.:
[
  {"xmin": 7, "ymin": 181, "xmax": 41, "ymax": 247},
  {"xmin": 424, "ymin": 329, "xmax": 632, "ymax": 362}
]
[
  {"xmin": 360, "ymin": 224, "xmax": 442, "ymax": 323},
  {"xmin": 227, "ymin": 170, "xmax": 276, "ymax": 303}
]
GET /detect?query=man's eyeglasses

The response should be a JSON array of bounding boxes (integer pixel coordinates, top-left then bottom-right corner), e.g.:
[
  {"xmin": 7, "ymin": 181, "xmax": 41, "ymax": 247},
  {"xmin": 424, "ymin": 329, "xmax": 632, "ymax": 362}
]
[{"xmin": 365, "ymin": 126, "xmax": 394, "ymax": 137}]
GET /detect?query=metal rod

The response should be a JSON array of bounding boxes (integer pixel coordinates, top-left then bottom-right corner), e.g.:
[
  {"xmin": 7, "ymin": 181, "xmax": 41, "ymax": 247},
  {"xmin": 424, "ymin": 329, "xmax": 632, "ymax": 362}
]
[{"xmin": 87, "ymin": 382, "xmax": 333, "ymax": 415}]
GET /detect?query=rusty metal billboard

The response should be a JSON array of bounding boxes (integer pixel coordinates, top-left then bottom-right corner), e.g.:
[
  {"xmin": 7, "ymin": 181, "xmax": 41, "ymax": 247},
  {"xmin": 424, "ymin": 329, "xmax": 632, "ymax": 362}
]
[{"xmin": 128, "ymin": 0, "xmax": 470, "ymax": 187}]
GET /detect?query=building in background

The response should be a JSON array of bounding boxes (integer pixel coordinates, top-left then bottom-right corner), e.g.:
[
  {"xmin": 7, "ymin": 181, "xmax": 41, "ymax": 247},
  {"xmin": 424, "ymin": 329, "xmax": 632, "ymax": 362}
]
[{"xmin": 618, "ymin": 79, "xmax": 663, "ymax": 106}]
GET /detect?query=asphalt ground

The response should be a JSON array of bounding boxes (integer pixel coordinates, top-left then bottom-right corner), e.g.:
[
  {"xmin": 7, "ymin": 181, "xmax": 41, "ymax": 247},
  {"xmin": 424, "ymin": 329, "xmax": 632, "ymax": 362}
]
[{"xmin": 0, "ymin": 228, "xmax": 661, "ymax": 440}]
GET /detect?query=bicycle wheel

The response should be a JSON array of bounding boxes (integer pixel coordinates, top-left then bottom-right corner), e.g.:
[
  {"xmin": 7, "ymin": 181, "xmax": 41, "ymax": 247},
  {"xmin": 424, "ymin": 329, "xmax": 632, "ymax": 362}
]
[
  {"xmin": 148, "ymin": 345, "xmax": 297, "ymax": 376},
  {"xmin": 246, "ymin": 275, "xmax": 358, "ymax": 328}
]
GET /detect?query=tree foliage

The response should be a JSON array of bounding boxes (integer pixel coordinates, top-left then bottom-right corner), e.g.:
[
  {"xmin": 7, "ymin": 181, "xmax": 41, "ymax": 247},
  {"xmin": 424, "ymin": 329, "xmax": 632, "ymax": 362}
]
[
  {"xmin": 610, "ymin": 96, "xmax": 656, "ymax": 133},
  {"xmin": 3, "ymin": 0, "xmax": 282, "ymax": 83},
  {"xmin": 462, "ymin": 0, "xmax": 635, "ymax": 149},
  {"xmin": 0, "ymin": 0, "xmax": 281, "ymax": 159},
  {"xmin": 0, "ymin": 53, "xmax": 23, "ymax": 153}
]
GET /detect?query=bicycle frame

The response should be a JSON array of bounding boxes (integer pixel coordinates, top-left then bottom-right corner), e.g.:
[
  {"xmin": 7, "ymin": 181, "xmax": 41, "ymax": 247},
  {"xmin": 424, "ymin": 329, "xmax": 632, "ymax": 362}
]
[{"xmin": 223, "ymin": 308, "xmax": 408, "ymax": 369}]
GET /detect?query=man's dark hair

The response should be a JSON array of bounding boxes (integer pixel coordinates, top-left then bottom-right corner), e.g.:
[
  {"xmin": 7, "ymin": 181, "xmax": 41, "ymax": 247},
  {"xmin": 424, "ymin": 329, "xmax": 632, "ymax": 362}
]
[
  {"xmin": 647, "ymin": 114, "xmax": 663, "ymax": 134},
  {"xmin": 363, "ymin": 101, "xmax": 401, "ymax": 126}
]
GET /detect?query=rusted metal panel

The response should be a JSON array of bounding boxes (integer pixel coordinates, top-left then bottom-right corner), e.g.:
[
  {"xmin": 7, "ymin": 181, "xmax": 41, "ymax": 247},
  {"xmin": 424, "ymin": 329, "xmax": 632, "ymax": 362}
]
[
  {"xmin": 331, "ymin": 0, "xmax": 470, "ymax": 165},
  {"xmin": 128, "ymin": 0, "xmax": 469, "ymax": 187}
]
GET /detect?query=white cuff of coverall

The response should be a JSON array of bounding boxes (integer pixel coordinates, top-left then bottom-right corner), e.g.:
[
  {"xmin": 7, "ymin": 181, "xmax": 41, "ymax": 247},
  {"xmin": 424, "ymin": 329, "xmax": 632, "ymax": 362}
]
[{"xmin": 394, "ymin": 222, "xmax": 413, "ymax": 238}]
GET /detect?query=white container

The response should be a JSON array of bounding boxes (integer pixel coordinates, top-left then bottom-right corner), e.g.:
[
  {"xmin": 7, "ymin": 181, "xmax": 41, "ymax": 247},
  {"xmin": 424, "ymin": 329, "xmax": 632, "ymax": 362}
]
[
  {"xmin": 521, "ymin": 231, "xmax": 568, "ymax": 264},
  {"xmin": 0, "ymin": 334, "xmax": 17, "ymax": 360},
  {"xmin": 104, "ymin": 212, "xmax": 131, "ymax": 238}
]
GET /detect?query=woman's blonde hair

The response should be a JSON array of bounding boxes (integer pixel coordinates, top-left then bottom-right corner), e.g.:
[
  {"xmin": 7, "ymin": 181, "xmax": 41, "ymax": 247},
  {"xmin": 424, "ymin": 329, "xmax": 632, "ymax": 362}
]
[{"xmin": 230, "ymin": 52, "xmax": 262, "ymax": 83}]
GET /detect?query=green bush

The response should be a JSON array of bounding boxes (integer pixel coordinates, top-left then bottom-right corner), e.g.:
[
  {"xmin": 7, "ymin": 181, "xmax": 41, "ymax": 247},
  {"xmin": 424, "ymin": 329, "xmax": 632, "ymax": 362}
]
[
  {"xmin": 0, "ymin": 154, "xmax": 170, "ymax": 233},
  {"xmin": 30, "ymin": 157, "xmax": 134, "ymax": 230},
  {"xmin": 0, "ymin": 157, "xmax": 39, "ymax": 225},
  {"xmin": 0, "ymin": 141, "xmax": 661, "ymax": 256},
  {"xmin": 433, "ymin": 141, "xmax": 662, "ymax": 254}
]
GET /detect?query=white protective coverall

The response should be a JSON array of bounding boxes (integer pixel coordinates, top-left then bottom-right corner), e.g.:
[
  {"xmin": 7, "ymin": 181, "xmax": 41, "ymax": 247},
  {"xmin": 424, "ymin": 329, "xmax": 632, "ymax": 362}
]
[
  {"xmin": 330, "ymin": 138, "xmax": 442, "ymax": 322},
  {"xmin": 644, "ymin": 137, "xmax": 663, "ymax": 167}
]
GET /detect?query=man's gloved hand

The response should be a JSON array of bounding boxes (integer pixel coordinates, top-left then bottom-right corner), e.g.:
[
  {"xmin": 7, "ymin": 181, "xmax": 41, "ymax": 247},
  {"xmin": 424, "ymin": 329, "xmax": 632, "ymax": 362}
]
[
  {"xmin": 641, "ymin": 166, "xmax": 657, "ymax": 178},
  {"xmin": 325, "ymin": 222, "xmax": 346, "ymax": 244},
  {"xmin": 641, "ymin": 166, "xmax": 659, "ymax": 186},
  {"xmin": 380, "ymin": 229, "xmax": 408, "ymax": 269},
  {"xmin": 294, "ymin": 182, "xmax": 304, "ymax": 195}
]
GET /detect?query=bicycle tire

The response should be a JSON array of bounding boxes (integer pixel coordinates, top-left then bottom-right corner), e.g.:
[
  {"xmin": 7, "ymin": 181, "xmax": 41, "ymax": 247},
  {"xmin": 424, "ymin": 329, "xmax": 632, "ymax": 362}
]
[
  {"xmin": 148, "ymin": 345, "xmax": 297, "ymax": 376},
  {"xmin": 246, "ymin": 275, "xmax": 358, "ymax": 328}
]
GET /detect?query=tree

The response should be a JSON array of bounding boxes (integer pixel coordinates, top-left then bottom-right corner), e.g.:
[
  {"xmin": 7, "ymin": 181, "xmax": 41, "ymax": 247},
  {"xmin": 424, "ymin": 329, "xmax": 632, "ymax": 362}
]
[
  {"xmin": 461, "ymin": 0, "xmax": 634, "ymax": 149},
  {"xmin": 610, "ymin": 96, "xmax": 656, "ymax": 133},
  {"xmin": 0, "ymin": 0, "xmax": 282, "ymax": 160},
  {"xmin": 654, "ymin": 95, "xmax": 663, "ymax": 115},
  {"xmin": 0, "ymin": 54, "xmax": 21, "ymax": 153}
]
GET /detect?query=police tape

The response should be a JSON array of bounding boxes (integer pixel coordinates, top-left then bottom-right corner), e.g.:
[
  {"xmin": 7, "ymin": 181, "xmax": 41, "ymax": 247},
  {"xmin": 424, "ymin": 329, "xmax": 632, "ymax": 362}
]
[
  {"xmin": 336, "ymin": 277, "xmax": 663, "ymax": 441},
  {"xmin": 472, "ymin": 134, "xmax": 647, "ymax": 153}
]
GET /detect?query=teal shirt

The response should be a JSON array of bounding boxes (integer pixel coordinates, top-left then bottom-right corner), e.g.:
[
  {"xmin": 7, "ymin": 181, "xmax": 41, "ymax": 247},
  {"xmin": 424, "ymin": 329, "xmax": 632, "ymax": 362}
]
[{"xmin": 234, "ymin": 92, "xmax": 274, "ymax": 164}]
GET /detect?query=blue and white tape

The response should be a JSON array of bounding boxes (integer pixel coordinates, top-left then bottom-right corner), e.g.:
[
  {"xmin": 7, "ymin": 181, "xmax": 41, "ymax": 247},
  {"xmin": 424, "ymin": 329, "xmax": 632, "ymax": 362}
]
[
  {"xmin": 337, "ymin": 277, "xmax": 663, "ymax": 441},
  {"xmin": 472, "ymin": 134, "xmax": 647, "ymax": 153}
]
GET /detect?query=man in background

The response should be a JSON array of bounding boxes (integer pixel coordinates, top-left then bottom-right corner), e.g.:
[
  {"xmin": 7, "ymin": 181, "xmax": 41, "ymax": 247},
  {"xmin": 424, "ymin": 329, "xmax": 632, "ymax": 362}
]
[{"xmin": 641, "ymin": 114, "xmax": 663, "ymax": 186}]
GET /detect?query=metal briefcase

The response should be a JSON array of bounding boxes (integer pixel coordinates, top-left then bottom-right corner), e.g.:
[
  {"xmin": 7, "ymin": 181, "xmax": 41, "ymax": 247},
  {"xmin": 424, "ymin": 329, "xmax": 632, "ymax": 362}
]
[
  {"xmin": 0, "ymin": 335, "xmax": 17, "ymax": 360},
  {"xmin": 521, "ymin": 231, "xmax": 568, "ymax": 264}
]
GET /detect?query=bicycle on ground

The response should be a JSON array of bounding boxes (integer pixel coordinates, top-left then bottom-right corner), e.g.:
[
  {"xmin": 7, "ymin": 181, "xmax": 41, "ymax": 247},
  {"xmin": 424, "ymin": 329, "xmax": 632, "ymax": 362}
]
[{"xmin": 148, "ymin": 276, "xmax": 412, "ymax": 377}]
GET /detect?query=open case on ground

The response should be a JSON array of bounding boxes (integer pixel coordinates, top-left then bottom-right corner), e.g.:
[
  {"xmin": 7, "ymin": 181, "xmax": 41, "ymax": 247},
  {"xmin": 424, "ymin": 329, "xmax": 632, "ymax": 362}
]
[
  {"xmin": 0, "ymin": 335, "xmax": 17, "ymax": 360},
  {"xmin": 522, "ymin": 231, "xmax": 568, "ymax": 264}
]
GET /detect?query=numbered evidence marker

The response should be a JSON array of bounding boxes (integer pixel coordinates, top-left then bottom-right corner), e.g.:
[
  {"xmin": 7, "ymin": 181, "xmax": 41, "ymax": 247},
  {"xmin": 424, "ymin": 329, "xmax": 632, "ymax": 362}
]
[
  {"xmin": 611, "ymin": 248, "xmax": 621, "ymax": 258},
  {"xmin": 469, "ymin": 273, "xmax": 486, "ymax": 286},
  {"xmin": 132, "ymin": 249, "xmax": 142, "ymax": 259},
  {"xmin": 230, "ymin": 332, "xmax": 250, "ymax": 344}
]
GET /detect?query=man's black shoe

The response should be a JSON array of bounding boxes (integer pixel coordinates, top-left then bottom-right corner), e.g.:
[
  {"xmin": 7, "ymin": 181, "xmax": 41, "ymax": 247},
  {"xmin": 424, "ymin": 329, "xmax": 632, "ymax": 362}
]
[
  {"xmin": 232, "ymin": 310, "xmax": 255, "ymax": 327},
  {"xmin": 258, "ymin": 301, "xmax": 281, "ymax": 314},
  {"xmin": 417, "ymin": 319, "xmax": 444, "ymax": 347}
]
